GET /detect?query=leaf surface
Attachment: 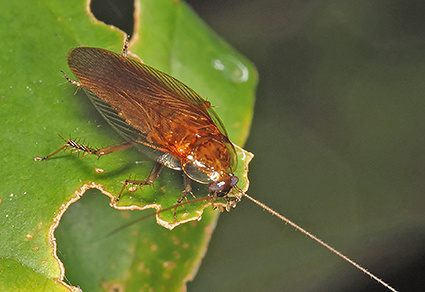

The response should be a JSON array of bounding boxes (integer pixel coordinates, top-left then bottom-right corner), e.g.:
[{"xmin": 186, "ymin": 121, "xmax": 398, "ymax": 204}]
[{"xmin": 0, "ymin": 0, "xmax": 256, "ymax": 290}]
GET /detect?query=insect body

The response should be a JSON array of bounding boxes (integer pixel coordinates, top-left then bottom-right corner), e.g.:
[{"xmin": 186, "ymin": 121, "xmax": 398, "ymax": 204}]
[
  {"xmin": 73, "ymin": 47, "xmax": 240, "ymax": 196},
  {"xmin": 36, "ymin": 41, "xmax": 397, "ymax": 292},
  {"xmin": 39, "ymin": 44, "xmax": 241, "ymax": 202}
]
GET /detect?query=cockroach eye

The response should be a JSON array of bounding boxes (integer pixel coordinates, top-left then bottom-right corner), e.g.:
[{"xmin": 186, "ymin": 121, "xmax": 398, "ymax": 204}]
[
  {"xmin": 230, "ymin": 176, "xmax": 239, "ymax": 187},
  {"xmin": 208, "ymin": 175, "xmax": 238, "ymax": 195},
  {"xmin": 208, "ymin": 181, "xmax": 227, "ymax": 193}
]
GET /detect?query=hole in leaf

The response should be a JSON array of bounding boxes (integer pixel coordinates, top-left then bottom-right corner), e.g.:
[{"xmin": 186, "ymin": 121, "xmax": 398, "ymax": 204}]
[
  {"xmin": 90, "ymin": 0, "xmax": 134, "ymax": 36},
  {"xmin": 55, "ymin": 189, "xmax": 137, "ymax": 290}
]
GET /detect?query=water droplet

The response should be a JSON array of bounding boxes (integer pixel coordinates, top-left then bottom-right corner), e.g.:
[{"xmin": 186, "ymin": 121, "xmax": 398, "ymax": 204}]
[
  {"xmin": 212, "ymin": 55, "xmax": 250, "ymax": 83},
  {"xmin": 212, "ymin": 59, "xmax": 225, "ymax": 71}
]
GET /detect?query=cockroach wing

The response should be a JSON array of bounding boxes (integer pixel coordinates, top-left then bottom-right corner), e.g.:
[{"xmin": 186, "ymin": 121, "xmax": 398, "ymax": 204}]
[
  {"xmin": 67, "ymin": 47, "xmax": 237, "ymax": 172},
  {"xmin": 83, "ymin": 88, "xmax": 182, "ymax": 170}
]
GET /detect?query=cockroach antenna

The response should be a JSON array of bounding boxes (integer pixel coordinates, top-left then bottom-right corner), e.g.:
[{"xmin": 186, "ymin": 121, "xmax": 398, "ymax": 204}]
[
  {"xmin": 109, "ymin": 185, "xmax": 398, "ymax": 292},
  {"xmin": 232, "ymin": 186, "xmax": 398, "ymax": 292},
  {"xmin": 36, "ymin": 40, "xmax": 398, "ymax": 291}
]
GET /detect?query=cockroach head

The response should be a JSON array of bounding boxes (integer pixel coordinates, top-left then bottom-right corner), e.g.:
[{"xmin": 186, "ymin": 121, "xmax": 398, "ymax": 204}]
[{"xmin": 208, "ymin": 174, "xmax": 239, "ymax": 196}]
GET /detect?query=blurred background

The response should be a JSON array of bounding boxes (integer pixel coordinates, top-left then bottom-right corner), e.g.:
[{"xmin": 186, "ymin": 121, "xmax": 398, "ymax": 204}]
[{"xmin": 90, "ymin": 0, "xmax": 425, "ymax": 291}]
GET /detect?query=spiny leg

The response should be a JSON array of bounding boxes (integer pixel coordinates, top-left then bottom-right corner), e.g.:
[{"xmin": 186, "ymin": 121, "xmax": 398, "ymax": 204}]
[
  {"xmin": 118, "ymin": 162, "xmax": 164, "ymax": 202},
  {"xmin": 35, "ymin": 135, "xmax": 132, "ymax": 161},
  {"xmin": 122, "ymin": 34, "xmax": 130, "ymax": 57},
  {"xmin": 182, "ymin": 174, "xmax": 196, "ymax": 200},
  {"xmin": 209, "ymin": 193, "xmax": 221, "ymax": 211},
  {"xmin": 35, "ymin": 68, "xmax": 133, "ymax": 161},
  {"xmin": 208, "ymin": 192, "xmax": 239, "ymax": 212},
  {"xmin": 34, "ymin": 145, "xmax": 68, "ymax": 161},
  {"xmin": 92, "ymin": 142, "xmax": 133, "ymax": 157},
  {"xmin": 173, "ymin": 175, "xmax": 197, "ymax": 220},
  {"xmin": 223, "ymin": 194, "xmax": 240, "ymax": 211},
  {"xmin": 61, "ymin": 70, "xmax": 80, "ymax": 87}
]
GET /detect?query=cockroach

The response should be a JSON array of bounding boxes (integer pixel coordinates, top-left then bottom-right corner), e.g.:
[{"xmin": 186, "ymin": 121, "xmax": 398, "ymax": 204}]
[{"xmin": 36, "ymin": 37, "xmax": 397, "ymax": 292}]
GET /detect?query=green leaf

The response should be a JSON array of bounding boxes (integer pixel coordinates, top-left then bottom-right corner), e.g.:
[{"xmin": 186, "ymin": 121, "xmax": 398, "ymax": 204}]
[{"xmin": 0, "ymin": 0, "xmax": 256, "ymax": 291}]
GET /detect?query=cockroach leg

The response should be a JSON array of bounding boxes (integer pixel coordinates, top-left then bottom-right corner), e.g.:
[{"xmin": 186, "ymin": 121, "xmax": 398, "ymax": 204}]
[
  {"xmin": 61, "ymin": 70, "xmax": 80, "ymax": 87},
  {"xmin": 224, "ymin": 195, "xmax": 239, "ymax": 211},
  {"xmin": 117, "ymin": 162, "xmax": 164, "ymax": 202},
  {"xmin": 209, "ymin": 193, "xmax": 222, "ymax": 211},
  {"xmin": 183, "ymin": 175, "xmax": 196, "ymax": 199},
  {"xmin": 208, "ymin": 192, "xmax": 238, "ymax": 212},
  {"xmin": 34, "ymin": 145, "xmax": 67, "ymax": 161},
  {"xmin": 173, "ymin": 175, "xmax": 196, "ymax": 220},
  {"xmin": 122, "ymin": 34, "xmax": 130, "ymax": 57},
  {"xmin": 35, "ymin": 135, "xmax": 132, "ymax": 161},
  {"xmin": 92, "ymin": 142, "xmax": 133, "ymax": 157}
]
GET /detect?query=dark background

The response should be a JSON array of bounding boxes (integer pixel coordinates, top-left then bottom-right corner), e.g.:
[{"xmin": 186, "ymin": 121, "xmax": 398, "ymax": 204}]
[{"xmin": 90, "ymin": 0, "xmax": 425, "ymax": 291}]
